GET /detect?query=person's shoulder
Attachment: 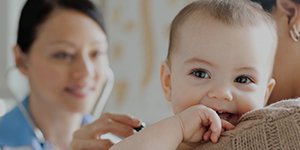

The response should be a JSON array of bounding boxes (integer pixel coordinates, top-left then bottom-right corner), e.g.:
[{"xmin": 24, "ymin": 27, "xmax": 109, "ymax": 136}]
[
  {"xmin": 194, "ymin": 98, "xmax": 300, "ymax": 150},
  {"xmin": 230, "ymin": 98, "xmax": 300, "ymax": 149},
  {"xmin": 0, "ymin": 106, "xmax": 34, "ymax": 146},
  {"xmin": 239, "ymin": 97, "xmax": 300, "ymax": 124},
  {"xmin": 268, "ymin": 97, "xmax": 300, "ymax": 108},
  {"xmin": 0, "ymin": 106, "xmax": 23, "ymax": 134},
  {"xmin": 232, "ymin": 98, "xmax": 300, "ymax": 149}
]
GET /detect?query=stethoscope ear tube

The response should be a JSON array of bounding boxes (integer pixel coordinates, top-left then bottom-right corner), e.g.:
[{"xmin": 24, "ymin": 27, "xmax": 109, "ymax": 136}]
[
  {"xmin": 90, "ymin": 67, "xmax": 114, "ymax": 117},
  {"xmin": 5, "ymin": 66, "xmax": 47, "ymax": 144},
  {"xmin": 4, "ymin": 66, "xmax": 115, "ymax": 144}
]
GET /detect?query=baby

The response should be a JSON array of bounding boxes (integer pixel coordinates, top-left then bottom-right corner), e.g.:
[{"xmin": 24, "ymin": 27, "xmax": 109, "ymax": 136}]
[{"xmin": 111, "ymin": 0, "xmax": 277, "ymax": 149}]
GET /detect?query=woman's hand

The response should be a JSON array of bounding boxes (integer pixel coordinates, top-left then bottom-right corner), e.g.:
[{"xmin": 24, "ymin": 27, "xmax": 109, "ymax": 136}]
[{"xmin": 71, "ymin": 112, "xmax": 141, "ymax": 150}]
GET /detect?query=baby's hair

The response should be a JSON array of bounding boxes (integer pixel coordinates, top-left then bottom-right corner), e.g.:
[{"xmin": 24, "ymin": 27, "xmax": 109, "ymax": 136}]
[{"xmin": 167, "ymin": 0, "xmax": 277, "ymax": 64}]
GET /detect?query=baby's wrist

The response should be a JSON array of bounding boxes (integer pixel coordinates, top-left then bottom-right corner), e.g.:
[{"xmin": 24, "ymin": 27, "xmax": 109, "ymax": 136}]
[{"xmin": 174, "ymin": 114, "xmax": 185, "ymax": 142}]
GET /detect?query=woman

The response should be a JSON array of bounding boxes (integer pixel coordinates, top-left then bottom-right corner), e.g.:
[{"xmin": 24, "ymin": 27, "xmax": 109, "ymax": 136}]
[
  {"xmin": 0, "ymin": 0, "xmax": 141, "ymax": 149},
  {"xmin": 251, "ymin": 0, "xmax": 300, "ymax": 104}
]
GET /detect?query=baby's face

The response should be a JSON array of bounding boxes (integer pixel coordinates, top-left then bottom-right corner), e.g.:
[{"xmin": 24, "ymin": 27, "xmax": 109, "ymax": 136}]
[{"xmin": 163, "ymin": 19, "xmax": 275, "ymax": 125}]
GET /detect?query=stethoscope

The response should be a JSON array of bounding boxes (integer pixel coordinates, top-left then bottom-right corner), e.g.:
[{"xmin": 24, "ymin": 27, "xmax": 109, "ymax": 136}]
[{"xmin": 4, "ymin": 65, "xmax": 115, "ymax": 147}]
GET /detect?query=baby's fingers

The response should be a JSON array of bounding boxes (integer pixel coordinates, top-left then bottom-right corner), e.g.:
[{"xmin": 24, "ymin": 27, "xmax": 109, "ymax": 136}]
[
  {"xmin": 210, "ymin": 128, "xmax": 221, "ymax": 143},
  {"xmin": 203, "ymin": 130, "xmax": 212, "ymax": 141},
  {"xmin": 205, "ymin": 110, "xmax": 222, "ymax": 143},
  {"xmin": 221, "ymin": 119, "xmax": 235, "ymax": 131},
  {"xmin": 209, "ymin": 120, "xmax": 235, "ymax": 143}
]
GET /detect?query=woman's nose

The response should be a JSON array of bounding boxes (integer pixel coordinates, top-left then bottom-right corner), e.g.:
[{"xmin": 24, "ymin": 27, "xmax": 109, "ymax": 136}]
[
  {"xmin": 72, "ymin": 56, "xmax": 95, "ymax": 79},
  {"xmin": 207, "ymin": 84, "xmax": 233, "ymax": 101}
]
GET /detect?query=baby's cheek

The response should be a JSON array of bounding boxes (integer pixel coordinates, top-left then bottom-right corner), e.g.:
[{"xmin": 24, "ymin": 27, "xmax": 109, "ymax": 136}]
[
  {"xmin": 237, "ymin": 101, "xmax": 257, "ymax": 115},
  {"xmin": 173, "ymin": 99, "xmax": 200, "ymax": 114}
]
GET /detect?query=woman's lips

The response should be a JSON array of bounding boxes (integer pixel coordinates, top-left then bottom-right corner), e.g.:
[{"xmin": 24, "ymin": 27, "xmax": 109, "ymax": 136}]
[{"xmin": 65, "ymin": 86, "xmax": 94, "ymax": 99}]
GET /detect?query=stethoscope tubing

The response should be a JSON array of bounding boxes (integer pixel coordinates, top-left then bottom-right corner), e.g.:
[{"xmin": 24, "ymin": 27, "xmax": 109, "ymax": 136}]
[
  {"xmin": 4, "ymin": 66, "xmax": 115, "ymax": 145},
  {"xmin": 5, "ymin": 66, "xmax": 46, "ymax": 144}
]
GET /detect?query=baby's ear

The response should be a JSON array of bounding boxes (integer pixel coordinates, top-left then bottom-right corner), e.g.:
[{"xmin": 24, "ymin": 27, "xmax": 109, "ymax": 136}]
[
  {"xmin": 264, "ymin": 78, "xmax": 276, "ymax": 105},
  {"xmin": 160, "ymin": 61, "xmax": 172, "ymax": 102}
]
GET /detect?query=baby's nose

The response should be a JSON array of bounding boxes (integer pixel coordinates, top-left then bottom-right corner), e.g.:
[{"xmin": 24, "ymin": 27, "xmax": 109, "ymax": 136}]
[{"xmin": 207, "ymin": 85, "xmax": 233, "ymax": 101}]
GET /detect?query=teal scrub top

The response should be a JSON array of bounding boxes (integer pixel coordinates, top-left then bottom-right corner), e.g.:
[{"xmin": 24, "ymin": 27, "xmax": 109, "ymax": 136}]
[{"xmin": 0, "ymin": 97, "xmax": 93, "ymax": 150}]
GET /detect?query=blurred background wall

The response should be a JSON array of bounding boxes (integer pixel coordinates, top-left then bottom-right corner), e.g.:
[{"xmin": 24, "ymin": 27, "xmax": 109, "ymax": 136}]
[{"xmin": 0, "ymin": 0, "xmax": 193, "ymax": 124}]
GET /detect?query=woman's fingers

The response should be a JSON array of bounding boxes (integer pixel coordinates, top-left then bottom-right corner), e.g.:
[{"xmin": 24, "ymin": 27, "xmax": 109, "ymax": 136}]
[
  {"xmin": 74, "ymin": 113, "xmax": 141, "ymax": 140},
  {"xmin": 71, "ymin": 139, "xmax": 113, "ymax": 150},
  {"xmin": 99, "ymin": 113, "xmax": 143, "ymax": 138},
  {"xmin": 71, "ymin": 113, "xmax": 143, "ymax": 150},
  {"xmin": 73, "ymin": 123, "xmax": 100, "ymax": 139},
  {"xmin": 98, "ymin": 118, "xmax": 135, "ymax": 138},
  {"xmin": 102, "ymin": 112, "xmax": 141, "ymax": 127}
]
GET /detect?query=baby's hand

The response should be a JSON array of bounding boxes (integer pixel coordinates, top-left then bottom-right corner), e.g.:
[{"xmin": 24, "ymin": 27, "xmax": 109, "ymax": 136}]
[
  {"xmin": 202, "ymin": 119, "xmax": 234, "ymax": 142},
  {"xmin": 176, "ymin": 105, "xmax": 235, "ymax": 143}
]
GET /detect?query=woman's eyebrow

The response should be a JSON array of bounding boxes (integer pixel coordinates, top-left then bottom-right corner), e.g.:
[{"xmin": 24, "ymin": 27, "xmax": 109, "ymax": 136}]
[{"xmin": 48, "ymin": 40, "xmax": 77, "ymax": 48}]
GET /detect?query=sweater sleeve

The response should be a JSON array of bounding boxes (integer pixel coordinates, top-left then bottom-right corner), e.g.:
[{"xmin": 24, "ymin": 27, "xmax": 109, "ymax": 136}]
[{"xmin": 192, "ymin": 98, "xmax": 300, "ymax": 150}]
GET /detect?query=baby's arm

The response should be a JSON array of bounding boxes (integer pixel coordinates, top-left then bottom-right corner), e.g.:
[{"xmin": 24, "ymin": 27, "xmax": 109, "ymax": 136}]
[{"xmin": 110, "ymin": 105, "xmax": 234, "ymax": 150}]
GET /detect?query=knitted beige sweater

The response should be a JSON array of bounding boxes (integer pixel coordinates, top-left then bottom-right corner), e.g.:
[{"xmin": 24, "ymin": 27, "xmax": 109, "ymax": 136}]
[{"xmin": 182, "ymin": 99, "xmax": 300, "ymax": 150}]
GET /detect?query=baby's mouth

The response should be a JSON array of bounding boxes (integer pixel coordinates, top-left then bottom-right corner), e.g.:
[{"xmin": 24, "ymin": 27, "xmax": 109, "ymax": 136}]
[
  {"xmin": 216, "ymin": 111, "xmax": 240, "ymax": 125},
  {"xmin": 217, "ymin": 111, "xmax": 232, "ymax": 120}
]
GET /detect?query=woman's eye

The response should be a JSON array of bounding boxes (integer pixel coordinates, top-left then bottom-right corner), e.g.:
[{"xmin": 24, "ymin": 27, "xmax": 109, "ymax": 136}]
[
  {"xmin": 235, "ymin": 75, "xmax": 254, "ymax": 84},
  {"xmin": 190, "ymin": 69, "xmax": 211, "ymax": 79},
  {"xmin": 53, "ymin": 52, "xmax": 73, "ymax": 61},
  {"xmin": 91, "ymin": 50, "xmax": 104, "ymax": 59}
]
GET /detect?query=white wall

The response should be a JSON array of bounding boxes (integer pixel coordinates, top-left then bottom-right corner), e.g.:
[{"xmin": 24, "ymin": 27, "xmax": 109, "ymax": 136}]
[
  {"xmin": 101, "ymin": 0, "xmax": 193, "ymax": 123},
  {"xmin": 0, "ymin": 0, "xmax": 10, "ymax": 99},
  {"xmin": 0, "ymin": 0, "xmax": 26, "ymax": 110},
  {"xmin": 0, "ymin": 0, "xmax": 193, "ymax": 124}
]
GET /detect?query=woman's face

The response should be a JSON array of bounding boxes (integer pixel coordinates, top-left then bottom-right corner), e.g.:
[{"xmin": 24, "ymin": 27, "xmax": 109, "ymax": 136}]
[{"xmin": 20, "ymin": 9, "xmax": 108, "ymax": 113}]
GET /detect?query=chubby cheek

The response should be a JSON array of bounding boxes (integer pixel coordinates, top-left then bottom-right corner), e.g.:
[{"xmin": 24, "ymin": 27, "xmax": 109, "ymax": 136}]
[
  {"xmin": 236, "ymin": 93, "xmax": 265, "ymax": 115},
  {"xmin": 171, "ymin": 86, "xmax": 200, "ymax": 114}
]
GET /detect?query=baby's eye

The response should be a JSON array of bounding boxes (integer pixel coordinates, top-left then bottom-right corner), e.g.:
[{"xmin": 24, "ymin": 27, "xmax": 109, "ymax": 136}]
[
  {"xmin": 234, "ymin": 75, "xmax": 254, "ymax": 84},
  {"xmin": 190, "ymin": 69, "xmax": 211, "ymax": 79}
]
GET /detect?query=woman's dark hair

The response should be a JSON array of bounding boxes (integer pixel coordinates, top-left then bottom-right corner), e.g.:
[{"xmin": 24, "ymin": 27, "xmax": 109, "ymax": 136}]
[
  {"xmin": 17, "ymin": 0, "xmax": 106, "ymax": 54},
  {"xmin": 251, "ymin": 0, "xmax": 300, "ymax": 12},
  {"xmin": 250, "ymin": 0, "xmax": 276, "ymax": 12}
]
